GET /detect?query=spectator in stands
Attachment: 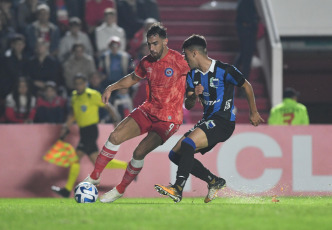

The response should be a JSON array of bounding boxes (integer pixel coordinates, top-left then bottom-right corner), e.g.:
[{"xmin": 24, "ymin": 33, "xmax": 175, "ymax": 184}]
[
  {"xmin": 34, "ymin": 81, "xmax": 66, "ymax": 123},
  {"xmin": 268, "ymin": 88, "xmax": 309, "ymax": 125},
  {"xmin": 28, "ymin": 38, "xmax": 63, "ymax": 96},
  {"xmin": 117, "ymin": 0, "xmax": 143, "ymax": 40},
  {"xmin": 128, "ymin": 17, "xmax": 157, "ymax": 58},
  {"xmin": 25, "ymin": 4, "xmax": 60, "ymax": 56},
  {"xmin": 234, "ymin": 0, "xmax": 259, "ymax": 80},
  {"xmin": 63, "ymin": 43, "xmax": 96, "ymax": 93},
  {"xmin": 17, "ymin": 0, "xmax": 39, "ymax": 33},
  {"xmin": 89, "ymin": 71, "xmax": 104, "ymax": 93},
  {"xmin": 112, "ymin": 88, "xmax": 133, "ymax": 119},
  {"xmin": 95, "ymin": 8, "xmax": 126, "ymax": 55},
  {"xmin": 5, "ymin": 77, "xmax": 36, "ymax": 123},
  {"xmin": 0, "ymin": 10, "xmax": 15, "ymax": 56},
  {"xmin": 3, "ymin": 34, "xmax": 29, "ymax": 97},
  {"xmin": 98, "ymin": 36, "xmax": 130, "ymax": 89},
  {"xmin": 0, "ymin": 0, "xmax": 17, "ymax": 30},
  {"xmin": 85, "ymin": 0, "xmax": 116, "ymax": 35},
  {"xmin": 131, "ymin": 43, "xmax": 148, "ymax": 108},
  {"xmin": 138, "ymin": 0, "xmax": 160, "ymax": 22},
  {"xmin": 58, "ymin": 17, "xmax": 93, "ymax": 63},
  {"xmin": 117, "ymin": 0, "xmax": 160, "ymax": 40},
  {"xmin": 47, "ymin": 0, "xmax": 84, "ymax": 26}
]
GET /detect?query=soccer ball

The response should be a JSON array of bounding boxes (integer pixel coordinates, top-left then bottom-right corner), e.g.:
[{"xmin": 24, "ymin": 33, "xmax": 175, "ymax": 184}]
[{"xmin": 74, "ymin": 182, "xmax": 98, "ymax": 203}]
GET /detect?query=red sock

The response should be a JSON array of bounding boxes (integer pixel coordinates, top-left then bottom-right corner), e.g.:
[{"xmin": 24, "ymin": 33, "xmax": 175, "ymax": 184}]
[
  {"xmin": 116, "ymin": 162, "xmax": 142, "ymax": 194},
  {"xmin": 90, "ymin": 146, "xmax": 117, "ymax": 179}
]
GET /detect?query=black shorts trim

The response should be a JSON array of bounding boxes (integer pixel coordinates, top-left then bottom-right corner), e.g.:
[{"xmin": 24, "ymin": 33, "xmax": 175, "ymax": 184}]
[
  {"xmin": 77, "ymin": 124, "xmax": 99, "ymax": 155},
  {"xmin": 185, "ymin": 115, "xmax": 235, "ymax": 154}
]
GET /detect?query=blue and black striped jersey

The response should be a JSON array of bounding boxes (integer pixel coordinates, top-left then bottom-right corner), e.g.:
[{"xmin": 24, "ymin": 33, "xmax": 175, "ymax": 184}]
[{"xmin": 186, "ymin": 60, "xmax": 245, "ymax": 121}]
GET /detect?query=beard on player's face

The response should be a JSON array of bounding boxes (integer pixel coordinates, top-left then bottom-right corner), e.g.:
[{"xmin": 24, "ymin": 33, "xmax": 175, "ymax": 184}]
[{"xmin": 150, "ymin": 45, "xmax": 164, "ymax": 60}]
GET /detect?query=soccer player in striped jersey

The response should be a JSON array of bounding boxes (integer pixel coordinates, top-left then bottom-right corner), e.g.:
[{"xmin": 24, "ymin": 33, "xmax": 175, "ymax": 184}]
[
  {"xmin": 83, "ymin": 23, "xmax": 190, "ymax": 203},
  {"xmin": 155, "ymin": 34, "xmax": 264, "ymax": 203}
]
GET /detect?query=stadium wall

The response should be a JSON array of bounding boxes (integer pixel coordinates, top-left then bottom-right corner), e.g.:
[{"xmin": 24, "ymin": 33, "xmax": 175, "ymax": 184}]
[{"xmin": 1, "ymin": 124, "xmax": 332, "ymax": 198}]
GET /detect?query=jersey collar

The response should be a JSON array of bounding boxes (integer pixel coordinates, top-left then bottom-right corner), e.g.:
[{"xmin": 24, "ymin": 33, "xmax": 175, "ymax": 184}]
[{"xmin": 195, "ymin": 59, "xmax": 216, "ymax": 75}]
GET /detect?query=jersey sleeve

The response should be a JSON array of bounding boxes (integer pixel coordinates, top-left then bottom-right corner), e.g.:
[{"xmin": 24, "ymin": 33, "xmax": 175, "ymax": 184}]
[
  {"xmin": 225, "ymin": 65, "xmax": 245, "ymax": 87},
  {"xmin": 134, "ymin": 58, "xmax": 147, "ymax": 79}
]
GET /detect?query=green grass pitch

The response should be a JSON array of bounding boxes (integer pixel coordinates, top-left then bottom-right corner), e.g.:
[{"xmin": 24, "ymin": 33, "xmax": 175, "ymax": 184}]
[{"xmin": 1, "ymin": 197, "xmax": 332, "ymax": 230}]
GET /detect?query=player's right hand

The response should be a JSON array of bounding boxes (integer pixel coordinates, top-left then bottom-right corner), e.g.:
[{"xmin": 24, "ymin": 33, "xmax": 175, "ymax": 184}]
[
  {"xmin": 102, "ymin": 86, "xmax": 112, "ymax": 104},
  {"xmin": 195, "ymin": 84, "xmax": 204, "ymax": 96}
]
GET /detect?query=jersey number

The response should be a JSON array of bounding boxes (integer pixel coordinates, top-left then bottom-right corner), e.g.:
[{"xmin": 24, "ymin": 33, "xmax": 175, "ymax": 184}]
[{"xmin": 283, "ymin": 113, "xmax": 295, "ymax": 125}]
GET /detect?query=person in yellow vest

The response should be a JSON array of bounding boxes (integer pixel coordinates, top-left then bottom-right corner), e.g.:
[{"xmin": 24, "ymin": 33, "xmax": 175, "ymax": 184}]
[
  {"xmin": 52, "ymin": 73, "xmax": 127, "ymax": 198},
  {"xmin": 268, "ymin": 87, "xmax": 309, "ymax": 125}
]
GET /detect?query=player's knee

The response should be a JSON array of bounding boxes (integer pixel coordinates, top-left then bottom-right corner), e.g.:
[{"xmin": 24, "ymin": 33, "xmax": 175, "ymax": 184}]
[
  {"xmin": 169, "ymin": 150, "xmax": 180, "ymax": 165},
  {"xmin": 109, "ymin": 132, "xmax": 122, "ymax": 145},
  {"xmin": 133, "ymin": 150, "xmax": 146, "ymax": 160}
]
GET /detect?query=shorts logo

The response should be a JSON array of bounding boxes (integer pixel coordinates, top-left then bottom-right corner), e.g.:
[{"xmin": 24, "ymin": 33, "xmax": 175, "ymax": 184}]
[
  {"xmin": 165, "ymin": 68, "xmax": 174, "ymax": 77},
  {"xmin": 205, "ymin": 120, "xmax": 216, "ymax": 129},
  {"xmin": 81, "ymin": 105, "xmax": 87, "ymax": 112}
]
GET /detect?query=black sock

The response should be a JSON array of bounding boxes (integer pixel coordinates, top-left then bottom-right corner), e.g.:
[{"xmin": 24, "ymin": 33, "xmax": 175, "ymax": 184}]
[
  {"xmin": 192, "ymin": 159, "xmax": 217, "ymax": 184},
  {"xmin": 169, "ymin": 150, "xmax": 217, "ymax": 185},
  {"xmin": 174, "ymin": 138, "xmax": 196, "ymax": 191}
]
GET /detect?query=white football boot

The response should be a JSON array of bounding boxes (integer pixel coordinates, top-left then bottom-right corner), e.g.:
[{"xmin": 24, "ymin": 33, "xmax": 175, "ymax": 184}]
[
  {"xmin": 100, "ymin": 187, "xmax": 123, "ymax": 203},
  {"xmin": 82, "ymin": 175, "xmax": 101, "ymax": 186}
]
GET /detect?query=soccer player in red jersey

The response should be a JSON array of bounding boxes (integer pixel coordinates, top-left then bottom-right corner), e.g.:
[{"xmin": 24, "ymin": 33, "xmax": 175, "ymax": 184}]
[{"xmin": 83, "ymin": 23, "xmax": 189, "ymax": 203}]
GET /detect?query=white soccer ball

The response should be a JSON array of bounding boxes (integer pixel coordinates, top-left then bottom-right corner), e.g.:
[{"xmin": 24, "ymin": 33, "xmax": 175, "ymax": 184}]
[{"xmin": 74, "ymin": 182, "xmax": 98, "ymax": 203}]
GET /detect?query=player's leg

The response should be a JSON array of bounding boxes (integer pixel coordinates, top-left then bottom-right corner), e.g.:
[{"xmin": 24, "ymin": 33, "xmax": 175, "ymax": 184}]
[
  {"xmin": 99, "ymin": 131, "xmax": 163, "ymax": 203},
  {"xmin": 169, "ymin": 136, "xmax": 219, "ymax": 187},
  {"xmin": 154, "ymin": 129, "xmax": 206, "ymax": 203},
  {"xmin": 88, "ymin": 152, "xmax": 128, "ymax": 169},
  {"xmin": 88, "ymin": 116, "xmax": 141, "ymax": 182}
]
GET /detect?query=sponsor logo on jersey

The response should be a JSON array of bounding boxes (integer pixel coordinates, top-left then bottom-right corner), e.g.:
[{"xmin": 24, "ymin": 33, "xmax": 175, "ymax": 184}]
[
  {"xmin": 202, "ymin": 98, "xmax": 220, "ymax": 105},
  {"xmin": 210, "ymin": 77, "xmax": 219, "ymax": 88},
  {"xmin": 205, "ymin": 120, "xmax": 216, "ymax": 129},
  {"xmin": 81, "ymin": 105, "xmax": 87, "ymax": 112},
  {"xmin": 224, "ymin": 99, "xmax": 232, "ymax": 111},
  {"xmin": 165, "ymin": 68, "xmax": 174, "ymax": 77}
]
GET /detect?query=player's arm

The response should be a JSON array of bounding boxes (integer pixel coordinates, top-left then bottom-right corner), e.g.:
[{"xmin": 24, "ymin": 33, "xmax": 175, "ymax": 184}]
[
  {"xmin": 185, "ymin": 84, "xmax": 204, "ymax": 110},
  {"xmin": 102, "ymin": 72, "xmax": 141, "ymax": 104},
  {"xmin": 241, "ymin": 80, "xmax": 264, "ymax": 126}
]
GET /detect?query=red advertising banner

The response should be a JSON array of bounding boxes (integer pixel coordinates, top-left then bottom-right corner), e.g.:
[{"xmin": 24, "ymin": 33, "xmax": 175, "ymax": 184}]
[{"xmin": 0, "ymin": 124, "xmax": 331, "ymax": 198}]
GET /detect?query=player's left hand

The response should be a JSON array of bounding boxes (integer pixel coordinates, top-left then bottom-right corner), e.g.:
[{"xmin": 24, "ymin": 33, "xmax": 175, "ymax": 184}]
[{"xmin": 250, "ymin": 111, "xmax": 264, "ymax": 126}]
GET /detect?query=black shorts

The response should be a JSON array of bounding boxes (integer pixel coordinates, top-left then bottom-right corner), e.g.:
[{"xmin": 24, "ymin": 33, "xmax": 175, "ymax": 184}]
[
  {"xmin": 185, "ymin": 115, "xmax": 235, "ymax": 155},
  {"xmin": 77, "ymin": 124, "xmax": 99, "ymax": 155}
]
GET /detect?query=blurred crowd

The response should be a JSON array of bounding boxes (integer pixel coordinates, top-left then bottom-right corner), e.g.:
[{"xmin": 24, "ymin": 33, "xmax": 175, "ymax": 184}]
[{"xmin": 0, "ymin": 0, "xmax": 160, "ymax": 124}]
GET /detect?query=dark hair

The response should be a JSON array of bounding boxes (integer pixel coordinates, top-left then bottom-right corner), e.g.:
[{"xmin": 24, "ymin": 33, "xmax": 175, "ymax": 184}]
[
  {"xmin": 283, "ymin": 87, "xmax": 299, "ymax": 99},
  {"xmin": 182, "ymin": 34, "xmax": 207, "ymax": 55},
  {"xmin": 74, "ymin": 73, "xmax": 87, "ymax": 82},
  {"xmin": 146, "ymin": 22, "xmax": 167, "ymax": 39},
  {"xmin": 71, "ymin": 43, "xmax": 85, "ymax": 52},
  {"xmin": 12, "ymin": 77, "xmax": 33, "ymax": 119},
  {"xmin": 10, "ymin": 33, "xmax": 25, "ymax": 43}
]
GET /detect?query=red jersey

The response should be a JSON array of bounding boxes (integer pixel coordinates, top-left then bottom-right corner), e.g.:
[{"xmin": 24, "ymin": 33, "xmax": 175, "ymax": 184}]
[{"xmin": 135, "ymin": 49, "xmax": 189, "ymax": 124}]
